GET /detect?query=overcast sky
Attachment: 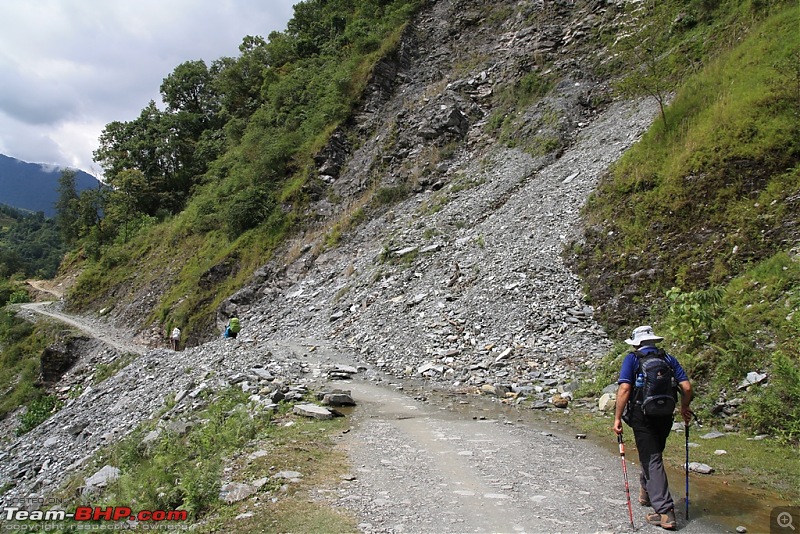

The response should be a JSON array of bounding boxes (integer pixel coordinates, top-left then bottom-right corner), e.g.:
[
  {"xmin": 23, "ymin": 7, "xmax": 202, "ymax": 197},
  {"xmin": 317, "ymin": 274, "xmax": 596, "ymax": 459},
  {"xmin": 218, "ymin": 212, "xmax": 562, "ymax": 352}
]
[{"xmin": 0, "ymin": 0, "xmax": 297, "ymax": 178}]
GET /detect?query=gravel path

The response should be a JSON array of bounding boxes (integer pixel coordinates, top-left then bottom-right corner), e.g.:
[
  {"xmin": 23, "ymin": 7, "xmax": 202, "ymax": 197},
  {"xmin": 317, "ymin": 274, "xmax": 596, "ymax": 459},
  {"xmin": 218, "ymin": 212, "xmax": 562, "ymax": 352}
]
[
  {"xmin": 291, "ymin": 341, "xmax": 727, "ymax": 534},
  {"xmin": 20, "ymin": 301, "xmax": 146, "ymax": 356},
  {"xmin": 4, "ymin": 301, "xmax": 730, "ymax": 534}
]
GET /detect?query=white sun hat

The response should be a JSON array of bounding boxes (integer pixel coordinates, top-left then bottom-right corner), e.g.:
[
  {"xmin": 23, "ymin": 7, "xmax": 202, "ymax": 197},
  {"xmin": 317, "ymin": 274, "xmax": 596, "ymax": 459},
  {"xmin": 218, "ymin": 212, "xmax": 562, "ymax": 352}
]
[{"xmin": 624, "ymin": 325, "xmax": 664, "ymax": 345}]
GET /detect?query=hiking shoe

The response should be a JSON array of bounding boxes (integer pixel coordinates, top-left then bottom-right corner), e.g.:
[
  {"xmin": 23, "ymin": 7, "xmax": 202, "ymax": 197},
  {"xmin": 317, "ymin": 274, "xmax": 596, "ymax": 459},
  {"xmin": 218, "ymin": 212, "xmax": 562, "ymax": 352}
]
[
  {"xmin": 638, "ymin": 486, "xmax": 651, "ymax": 506},
  {"xmin": 647, "ymin": 509, "xmax": 677, "ymax": 530}
]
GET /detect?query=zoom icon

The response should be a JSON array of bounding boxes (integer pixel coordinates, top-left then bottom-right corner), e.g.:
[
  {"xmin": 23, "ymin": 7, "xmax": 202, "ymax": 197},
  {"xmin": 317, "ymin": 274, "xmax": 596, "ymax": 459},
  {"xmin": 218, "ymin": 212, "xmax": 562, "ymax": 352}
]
[{"xmin": 772, "ymin": 507, "xmax": 800, "ymax": 533}]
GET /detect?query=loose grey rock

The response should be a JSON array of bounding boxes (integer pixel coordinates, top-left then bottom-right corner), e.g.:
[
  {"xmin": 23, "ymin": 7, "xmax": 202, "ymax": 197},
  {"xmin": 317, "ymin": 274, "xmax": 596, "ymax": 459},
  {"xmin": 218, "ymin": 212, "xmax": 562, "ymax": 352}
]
[
  {"xmin": 598, "ymin": 392, "xmax": 616, "ymax": 411},
  {"xmin": 273, "ymin": 470, "xmax": 302, "ymax": 481},
  {"xmin": 84, "ymin": 465, "xmax": 120, "ymax": 489},
  {"xmin": 688, "ymin": 462, "xmax": 715, "ymax": 474},
  {"xmin": 293, "ymin": 403, "xmax": 334, "ymax": 420},
  {"xmin": 738, "ymin": 371, "xmax": 767, "ymax": 390},
  {"xmin": 322, "ymin": 391, "xmax": 356, "ymax": 406},
  {"xmin": 219, "ymin": 482, "xmax": 256, "ymax": 503}
]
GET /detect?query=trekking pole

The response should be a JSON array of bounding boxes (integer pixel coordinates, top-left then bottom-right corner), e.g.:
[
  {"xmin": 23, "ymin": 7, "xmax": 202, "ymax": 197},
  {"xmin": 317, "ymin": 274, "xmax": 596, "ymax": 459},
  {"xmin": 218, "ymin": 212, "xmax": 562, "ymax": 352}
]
[
  {"xmin": 685, "ymin": 419, "xmax": 690, "ymax": 520},
  {"xmin": 683, "ymin": 410, "xmax": 701, "ymax": 520},
  {"xmin": 618, "ymin": 433, "xmax": 635, "ymax": 529}
]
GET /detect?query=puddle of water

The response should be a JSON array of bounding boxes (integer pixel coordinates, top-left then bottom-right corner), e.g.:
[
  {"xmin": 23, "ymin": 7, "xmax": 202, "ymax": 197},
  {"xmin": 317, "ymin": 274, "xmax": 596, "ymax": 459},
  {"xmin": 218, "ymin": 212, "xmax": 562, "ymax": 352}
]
[{"xmin": 659, "ymin": 457, "xmax": 794, "ymax": 533}]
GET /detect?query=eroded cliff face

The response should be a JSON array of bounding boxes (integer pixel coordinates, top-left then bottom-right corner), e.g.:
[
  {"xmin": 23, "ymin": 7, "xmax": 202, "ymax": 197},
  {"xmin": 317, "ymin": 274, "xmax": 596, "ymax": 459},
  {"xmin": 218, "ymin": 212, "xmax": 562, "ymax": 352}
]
[
  {"xmin": 216, "ymin": 0, "xmax": 657, "ymax": 386},
  {"xmin": 83, "ymin": 0, "xmax": 639, "ymax": 348},
  {"xmin": 302, "ymin": 0, "xmax": 621, "ymax": 222}
]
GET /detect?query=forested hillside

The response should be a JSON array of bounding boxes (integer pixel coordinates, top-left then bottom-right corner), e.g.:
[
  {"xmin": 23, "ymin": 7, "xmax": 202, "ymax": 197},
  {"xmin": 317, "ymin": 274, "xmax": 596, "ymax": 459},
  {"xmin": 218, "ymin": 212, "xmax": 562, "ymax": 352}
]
[
  {"xmin": 42, "ymin": 0, "xmax": 800, "ymax": 442},
  {"xmin": 0, "ymin": 204, "xmax": 65, "ymax": 279}
]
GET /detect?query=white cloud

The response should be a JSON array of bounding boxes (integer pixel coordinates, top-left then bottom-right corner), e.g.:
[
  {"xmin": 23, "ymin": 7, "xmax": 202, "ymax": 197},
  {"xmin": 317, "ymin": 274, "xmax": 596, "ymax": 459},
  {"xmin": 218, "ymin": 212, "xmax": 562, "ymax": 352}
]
[{"xmin": 0, "ymin": 0, "xmax": 296, "ymax": 177}]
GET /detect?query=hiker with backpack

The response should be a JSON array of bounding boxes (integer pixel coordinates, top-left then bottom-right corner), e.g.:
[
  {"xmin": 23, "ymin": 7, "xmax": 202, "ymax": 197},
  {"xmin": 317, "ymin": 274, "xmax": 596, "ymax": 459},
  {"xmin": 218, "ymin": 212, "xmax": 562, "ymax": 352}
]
[
  {"xmin": 170, "ymin": 326, "xmax": 181, "ymax": 351},
  {"xmin": 223, "ymin": 317, "xmax": 240, "ymax": 338},
  {"xmin": 612, "ymin": 325, "xmax": 693, "ymax": 531}
]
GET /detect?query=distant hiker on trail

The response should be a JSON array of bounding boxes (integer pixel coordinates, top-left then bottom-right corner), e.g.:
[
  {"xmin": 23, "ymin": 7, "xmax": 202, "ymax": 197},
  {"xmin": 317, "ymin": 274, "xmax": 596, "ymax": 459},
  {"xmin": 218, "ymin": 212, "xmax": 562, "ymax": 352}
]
[
  {"xmin": 223, "ymin": 317, "xmax": 240, "ymax": 339},
  {"xmin": 613, "ymin": 325, "xmax": 693, "ymax": 531},
  {"xmin": 170, "ymin": 327, "xmax": 181, "ymax": 351}
]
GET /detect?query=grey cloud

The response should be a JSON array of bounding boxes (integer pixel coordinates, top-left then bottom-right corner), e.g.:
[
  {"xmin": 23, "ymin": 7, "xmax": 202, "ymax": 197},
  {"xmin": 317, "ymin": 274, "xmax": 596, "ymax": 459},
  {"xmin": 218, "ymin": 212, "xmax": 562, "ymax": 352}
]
[
  {"xmin": 0, "ymin": 56, "xmax": 80, "ymax": 125},
  {"xmin": 0, "ymin": 116, "xmax": 64, "ymax": 165}
]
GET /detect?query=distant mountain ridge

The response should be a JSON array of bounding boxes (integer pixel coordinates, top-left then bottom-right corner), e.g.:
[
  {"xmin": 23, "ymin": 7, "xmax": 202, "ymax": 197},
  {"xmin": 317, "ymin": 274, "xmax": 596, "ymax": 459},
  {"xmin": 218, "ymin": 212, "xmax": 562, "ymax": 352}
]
[{"xmin": 0, "ymin": 153, "xmax": 101, "ymax": 217}]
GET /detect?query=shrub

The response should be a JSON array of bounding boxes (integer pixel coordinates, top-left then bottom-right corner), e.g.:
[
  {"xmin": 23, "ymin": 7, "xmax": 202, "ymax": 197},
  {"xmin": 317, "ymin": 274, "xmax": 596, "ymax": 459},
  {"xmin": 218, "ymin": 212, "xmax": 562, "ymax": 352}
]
[
  {"xmin": 375, "ymin": 184, "xmax": 408, "ymax": 205},
  {"xmin": 16, "ymin": 395, "xmax": 63, "ymax": 436},
  {"xmin": 8, "ymin": 290, "xmax": 30, "ymax": 304},
  {"xmin": 743, "ymin": 351, "xmax": 800, "ymax": 443},
  {"xmin": 664, "ymin": 286, "xmax": 725, "ymax": 350},
  {"xmin": 225, "ymin": 187, "xmax": 276, "ymax": 238}
]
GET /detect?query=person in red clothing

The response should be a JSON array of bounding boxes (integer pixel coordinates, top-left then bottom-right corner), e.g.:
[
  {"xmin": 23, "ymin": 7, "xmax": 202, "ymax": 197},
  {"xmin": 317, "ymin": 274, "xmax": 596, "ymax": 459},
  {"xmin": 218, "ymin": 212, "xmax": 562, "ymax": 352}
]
[{"xmin": 613, "ymin": 325, "xmax": 693, "ymax": 530}]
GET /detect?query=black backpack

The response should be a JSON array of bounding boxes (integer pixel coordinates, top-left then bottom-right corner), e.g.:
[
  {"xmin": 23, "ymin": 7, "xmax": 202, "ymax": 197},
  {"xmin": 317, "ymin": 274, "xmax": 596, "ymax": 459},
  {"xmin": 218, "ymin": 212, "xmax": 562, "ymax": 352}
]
[{"xmin": 631, "ymin": 348, "xmax": 678, "ymax": 417}]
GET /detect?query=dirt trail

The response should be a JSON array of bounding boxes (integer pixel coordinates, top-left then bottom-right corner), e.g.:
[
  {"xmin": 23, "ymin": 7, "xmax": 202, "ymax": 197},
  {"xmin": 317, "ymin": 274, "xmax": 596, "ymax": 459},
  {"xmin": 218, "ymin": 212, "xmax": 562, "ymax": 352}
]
[
  {"xmin": 297, "ymin": 343, "xmax": 728, "ymax": 534},
  {"xmin": 26, "ymin": 279, "xmax": 65, "ymax": 299},
  {"xmin": 19, "ymin": 300, "xmax": 147, "ymax": 356}
]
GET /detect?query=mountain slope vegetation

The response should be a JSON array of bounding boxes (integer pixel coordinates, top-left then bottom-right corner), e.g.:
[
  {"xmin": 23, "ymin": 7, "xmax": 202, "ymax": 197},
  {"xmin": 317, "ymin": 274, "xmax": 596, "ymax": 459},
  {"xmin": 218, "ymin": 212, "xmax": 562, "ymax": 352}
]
[
  {"xmin": 23, "ymin": 0, "xmax": 800, "ymax": 443},
  {"xmin": 0, "ymin": 204, "xmax": 66, "ymax": 279}
]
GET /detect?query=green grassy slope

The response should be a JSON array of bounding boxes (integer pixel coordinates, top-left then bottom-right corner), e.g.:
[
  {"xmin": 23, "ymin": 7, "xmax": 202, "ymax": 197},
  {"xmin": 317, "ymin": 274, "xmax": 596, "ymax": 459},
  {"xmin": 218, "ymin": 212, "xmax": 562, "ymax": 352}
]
[{"xmin": 573, "ymin": 3, "xmax": 800, "ymax": 440}]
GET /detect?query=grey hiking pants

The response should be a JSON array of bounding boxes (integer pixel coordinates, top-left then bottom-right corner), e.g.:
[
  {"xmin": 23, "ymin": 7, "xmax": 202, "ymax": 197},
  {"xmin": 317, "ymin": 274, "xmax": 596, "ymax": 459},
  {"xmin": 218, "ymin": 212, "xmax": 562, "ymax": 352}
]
[{"xmin": 628, "ymin": 407, "xmax": 675, "ymax": 514}]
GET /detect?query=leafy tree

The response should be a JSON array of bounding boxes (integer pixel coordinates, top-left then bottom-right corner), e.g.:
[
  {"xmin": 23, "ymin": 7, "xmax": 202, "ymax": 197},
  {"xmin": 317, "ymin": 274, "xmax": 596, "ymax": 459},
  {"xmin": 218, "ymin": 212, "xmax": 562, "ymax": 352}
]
[
  {"xmin": 160, "ymin": 60, "xmax": 218, "ymax": 118},
  {"xmin": 263, "ymin": 30, "xmax": 297, "ymax": 68},
  {"xmin": 0, "ymin": 249, "xmax": 23, "ymax": 279},
  {"xmin": 213, "ymin": 36, "xmax": 272, "ymax": 121},
  {"xmin": 76, "ymin": 187, "xmax": 105, "ymax": 237},
  {"xmin": 613, "ymin": 0, "xmax": 691, "ymax": 127},
  {"xmin": 160, "ymin": 60, "xmax": 224, "ymax": 203},
  {"xmin": 55, "ymin": 169, "xmax": 81, "ymax": 245},
  {"xmin": 0, "ymin": 208, "xmax": 66, "ymax": 278},
  {"xmin": 94, "ymin": 102, "xmax": 163, "ymax": 184},
  {"xmin": 104, "ymin": 169, "xmax": 152, "ymax": 242}
]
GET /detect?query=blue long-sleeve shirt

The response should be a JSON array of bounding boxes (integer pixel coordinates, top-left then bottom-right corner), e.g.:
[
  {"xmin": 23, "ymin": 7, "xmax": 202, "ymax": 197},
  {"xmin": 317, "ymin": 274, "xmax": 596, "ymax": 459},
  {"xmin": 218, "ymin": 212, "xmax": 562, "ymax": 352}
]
[{"xmin": 618, "ymin": 345, "xmax": 689, "ymax": 385}]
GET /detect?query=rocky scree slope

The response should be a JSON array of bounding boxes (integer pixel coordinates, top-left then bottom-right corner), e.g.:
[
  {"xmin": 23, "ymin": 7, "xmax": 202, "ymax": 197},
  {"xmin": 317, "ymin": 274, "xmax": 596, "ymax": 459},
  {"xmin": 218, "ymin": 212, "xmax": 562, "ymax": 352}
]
[{"xmin": 222, "ymin": 0, "xmax": 659, "ymax": 395}]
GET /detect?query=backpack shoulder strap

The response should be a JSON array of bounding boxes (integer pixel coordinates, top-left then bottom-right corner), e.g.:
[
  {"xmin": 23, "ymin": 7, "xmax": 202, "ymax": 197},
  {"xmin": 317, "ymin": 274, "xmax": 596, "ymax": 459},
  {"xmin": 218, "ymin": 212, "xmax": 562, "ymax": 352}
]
[{"xmin": 635, "ymin": 348, "xmax": 666, "ymax": 362}]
